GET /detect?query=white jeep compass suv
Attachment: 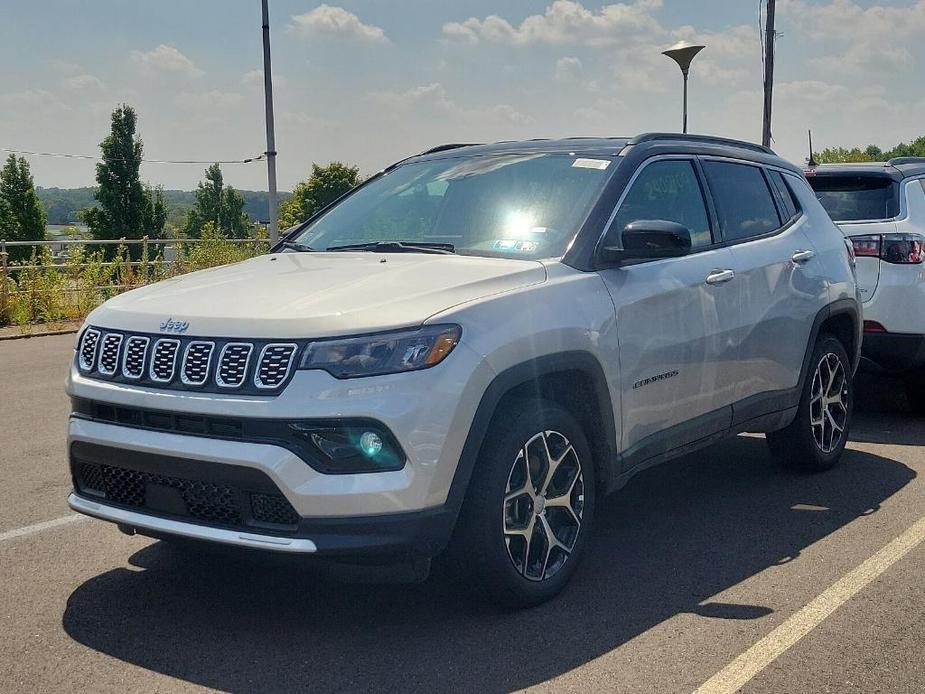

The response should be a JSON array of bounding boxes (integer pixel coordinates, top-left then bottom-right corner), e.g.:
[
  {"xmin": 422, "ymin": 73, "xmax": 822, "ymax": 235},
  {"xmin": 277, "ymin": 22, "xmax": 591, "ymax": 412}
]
[
  {"xmin": 67, "ymin": 134, "xmax": 860, "ymax": 606},
  {"xmin": 806, "ymin": 158, "xmax": 925, "ymax": 409}
]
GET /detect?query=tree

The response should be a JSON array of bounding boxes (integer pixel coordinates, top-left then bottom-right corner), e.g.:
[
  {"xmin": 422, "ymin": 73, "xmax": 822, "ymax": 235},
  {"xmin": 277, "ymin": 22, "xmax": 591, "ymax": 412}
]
[
  {"xmin": 813, "ymin": 135, "xmax": 925, "ymax": 165},
  {"xmin": 82, "ymin": 105, "xmax": 147, "ymax": 250},
  {"xmin": 278, "ymin": 162, "xmax": 360, "ymax": 229},
  {"xmin": 141, "ymin": 185, "xmax": 168, "ymax": 239},
  {"xmin": 0, "ymin": 154, "xmax": 47, "ymax": 261},
  {"xmin": 184, "ymin": 164, "xmax": 250, "ymax": 238}
]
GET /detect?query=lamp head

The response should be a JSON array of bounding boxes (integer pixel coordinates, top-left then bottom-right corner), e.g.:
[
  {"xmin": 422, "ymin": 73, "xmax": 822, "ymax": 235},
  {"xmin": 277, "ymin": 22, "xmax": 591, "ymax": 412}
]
[{"xmin": 662, "ymin": 41, "xmax": 706, "ymax": 75}]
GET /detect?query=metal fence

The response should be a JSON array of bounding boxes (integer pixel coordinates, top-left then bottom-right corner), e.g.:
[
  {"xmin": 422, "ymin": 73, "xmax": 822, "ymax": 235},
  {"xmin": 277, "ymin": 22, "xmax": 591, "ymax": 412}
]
[{"xmin": 0, "ymin": 236, "xmax": 270, "ymax": 324}]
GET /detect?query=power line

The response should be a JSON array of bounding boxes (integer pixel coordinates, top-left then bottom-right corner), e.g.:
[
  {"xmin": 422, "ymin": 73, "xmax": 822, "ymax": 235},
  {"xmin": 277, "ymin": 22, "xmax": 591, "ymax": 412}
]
[{"xmin": 0, "ymin": 147, "xmax": 266, "ymax": 165}]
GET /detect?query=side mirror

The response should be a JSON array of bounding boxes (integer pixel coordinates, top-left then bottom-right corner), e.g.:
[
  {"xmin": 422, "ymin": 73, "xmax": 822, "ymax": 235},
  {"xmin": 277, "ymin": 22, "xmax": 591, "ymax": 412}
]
[{"xmin": 599, "ymin": 220, "xmax": 693, "ymax": 264}]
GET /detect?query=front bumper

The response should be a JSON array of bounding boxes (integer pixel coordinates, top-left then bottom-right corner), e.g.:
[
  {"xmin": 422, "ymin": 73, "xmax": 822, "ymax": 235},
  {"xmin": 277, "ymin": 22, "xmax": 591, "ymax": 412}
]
[
  {"xmin": 861, "ymin": 332, "xmax": 925, "ymax": 372},
  {"xmin": 68, "ymin": 492, "xmax": 457, "ymax": 556}
]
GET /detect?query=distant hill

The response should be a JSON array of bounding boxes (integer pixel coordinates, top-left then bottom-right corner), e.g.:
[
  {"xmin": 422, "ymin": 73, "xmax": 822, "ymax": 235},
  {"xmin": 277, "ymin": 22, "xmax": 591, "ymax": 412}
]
[{"xmin": 36, "ymin": 187, "xmax": 292, "ymax": 227}]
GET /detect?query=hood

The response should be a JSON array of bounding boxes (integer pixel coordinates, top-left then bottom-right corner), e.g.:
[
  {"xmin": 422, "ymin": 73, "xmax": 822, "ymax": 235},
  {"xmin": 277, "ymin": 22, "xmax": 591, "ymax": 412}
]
[{"xmin": 88, "ymin": 252, "xmax": 547, "ymax": 338}]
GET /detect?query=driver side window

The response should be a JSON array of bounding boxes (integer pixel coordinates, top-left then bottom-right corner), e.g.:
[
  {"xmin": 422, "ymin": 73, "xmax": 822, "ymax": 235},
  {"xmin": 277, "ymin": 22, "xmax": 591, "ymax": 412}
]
[{"xmin": 610, "ymin": 159, "xmax": 713, "ymax": 249}]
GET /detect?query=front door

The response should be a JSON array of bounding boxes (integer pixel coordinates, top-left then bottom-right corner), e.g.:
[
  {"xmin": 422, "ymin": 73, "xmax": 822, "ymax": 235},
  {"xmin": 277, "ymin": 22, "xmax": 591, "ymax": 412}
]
[{"xmin": 596, "ymin": 158, "xmax": 739, "ymax": 466}]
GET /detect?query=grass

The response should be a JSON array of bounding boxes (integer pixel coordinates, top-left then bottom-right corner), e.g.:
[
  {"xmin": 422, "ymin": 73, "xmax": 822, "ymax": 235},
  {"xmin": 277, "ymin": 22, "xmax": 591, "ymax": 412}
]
[{"xmin": 1, "ymin": 224, "xmax": 270, "ymax": 327}]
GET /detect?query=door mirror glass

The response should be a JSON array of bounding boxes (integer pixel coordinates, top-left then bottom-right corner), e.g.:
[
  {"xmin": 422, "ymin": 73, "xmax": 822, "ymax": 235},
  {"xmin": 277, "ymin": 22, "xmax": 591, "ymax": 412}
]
[{"xmin": 600, "ymin": 220, "xmax": 693, "ymax": 263}]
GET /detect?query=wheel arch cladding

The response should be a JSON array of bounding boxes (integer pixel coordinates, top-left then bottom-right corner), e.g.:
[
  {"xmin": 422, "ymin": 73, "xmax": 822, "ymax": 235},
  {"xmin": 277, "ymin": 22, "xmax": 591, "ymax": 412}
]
[
  {"xmin": 798, "ymin": 299, "xmax": 861, "ymax": 394},
  {"xmin": 445, "ymin": 351, "xmax": 618, "ymax": 517}
]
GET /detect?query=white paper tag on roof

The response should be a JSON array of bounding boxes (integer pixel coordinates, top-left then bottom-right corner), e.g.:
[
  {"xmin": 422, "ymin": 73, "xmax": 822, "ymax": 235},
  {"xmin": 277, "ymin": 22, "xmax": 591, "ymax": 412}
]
[{"xmin": 572, "ymin": 158, "xmax": 611, "ymax": 170}]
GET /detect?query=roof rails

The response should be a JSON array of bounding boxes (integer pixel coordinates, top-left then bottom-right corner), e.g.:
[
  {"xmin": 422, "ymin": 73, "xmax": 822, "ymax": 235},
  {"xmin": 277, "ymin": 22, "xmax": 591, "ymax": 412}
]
[
  {"xmin": 627, "ymin": 132, "xmax": 775, "ymax": 155},
  {"xmin": 888, "ymin": 156, "xmax": 925, "ymax": 166}
]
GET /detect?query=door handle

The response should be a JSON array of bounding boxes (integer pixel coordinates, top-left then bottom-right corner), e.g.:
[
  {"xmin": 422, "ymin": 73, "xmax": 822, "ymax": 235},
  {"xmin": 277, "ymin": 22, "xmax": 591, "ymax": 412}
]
[
  {"xmin": 791, "ymin": 249, "xmax": 816, "ymax": 264},
  {"xmin": 705, "ymin": 269, "xmax": 735, "ymax": 285}
]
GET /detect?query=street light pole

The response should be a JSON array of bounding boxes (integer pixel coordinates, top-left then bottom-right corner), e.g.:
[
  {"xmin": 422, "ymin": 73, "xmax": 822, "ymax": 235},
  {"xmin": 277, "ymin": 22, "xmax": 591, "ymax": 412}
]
[
  {"xmin": 261, "ymin": 0, "xmax": 279, "ymax": 244},
  {"xmin": 662, "ymin": 42, "xmax": 706, "ymax": 134}
]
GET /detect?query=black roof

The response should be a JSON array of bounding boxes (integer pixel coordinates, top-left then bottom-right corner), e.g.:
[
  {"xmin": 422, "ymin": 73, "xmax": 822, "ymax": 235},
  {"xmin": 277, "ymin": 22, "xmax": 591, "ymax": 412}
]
[
  {"xmin": 806, "ymin": 158, "xmax": 925, "ymax": 181},
  {"xmin": 402, "ymin": 133, "xmax": 801, "ymax": 174}
]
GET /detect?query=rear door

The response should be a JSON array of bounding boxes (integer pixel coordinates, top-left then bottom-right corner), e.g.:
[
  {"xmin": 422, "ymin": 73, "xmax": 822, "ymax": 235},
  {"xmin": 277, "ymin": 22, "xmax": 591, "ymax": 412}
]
[
  {"xmin": 701, "ymin": 160, "xmax": 827, "ymax": 418},
  {"xmin": 596, "ymin": 157, "xmax": 739, "ymax": 463}
]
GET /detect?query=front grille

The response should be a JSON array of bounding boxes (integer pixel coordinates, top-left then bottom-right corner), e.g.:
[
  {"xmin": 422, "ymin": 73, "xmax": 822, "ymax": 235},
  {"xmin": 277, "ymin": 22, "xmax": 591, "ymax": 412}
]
[
  {"xmin": 121, "ymin": 336, "xmax": 149, "ymax": 379},
  {"xmin": 150, "ymin": 339, "xmax": 180, "ymax": 382},
  {"xmin": 75, "ymin": 327, "xmax": 301, "ymax": 394},
  {"xmin": 78, "ymin": 329, "xmax": 101, "ymax": 371},
  {"xmin": 74, "ymin": 460, "xmax": 300, "ymax": 531},
  {"xmin": 255, "ymin": 344, "xmax": 298, "ymax": 389},
  {"xmin": 217, "ymin": 343, "xmax": 253, "ymax": 388},
  {"xmin": 181, "ymin": 341, "xmax": 215, "ymax": 385},
  {"xmin": 97, "ymin": 333, "xmax": 123, "ymax": 375}
]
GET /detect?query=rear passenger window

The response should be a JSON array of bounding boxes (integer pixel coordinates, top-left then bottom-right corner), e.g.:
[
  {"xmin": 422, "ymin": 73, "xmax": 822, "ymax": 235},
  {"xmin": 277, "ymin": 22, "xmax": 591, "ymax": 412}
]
[
  {"xmin": 703, "ymin": 161, "xmax": 781, "ymax": 241},
  {"xmin": 767, "ymin": 171, "xmax": 800, "ymax": 223},
  {"xmin": 610, "ymin": 159, "xmax": 713, "ymax": 248}
]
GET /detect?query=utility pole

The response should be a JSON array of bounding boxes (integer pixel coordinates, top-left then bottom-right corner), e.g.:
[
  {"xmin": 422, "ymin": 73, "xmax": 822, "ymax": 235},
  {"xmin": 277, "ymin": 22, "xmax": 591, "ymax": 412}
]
[
  {"xmin": 261, "ymin": 0, "xmax": 279, "ymax": 244},
  {"xmin": 761, "ymin": 0, "xmax": 776, "ymax": 148}
]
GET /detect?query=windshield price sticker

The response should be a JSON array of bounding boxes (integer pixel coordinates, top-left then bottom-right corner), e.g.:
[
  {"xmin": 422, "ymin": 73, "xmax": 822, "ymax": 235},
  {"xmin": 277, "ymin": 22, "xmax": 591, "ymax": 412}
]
[{"xmin": 572, "ymin": 158, "xmax": 611, "ymax": 170}]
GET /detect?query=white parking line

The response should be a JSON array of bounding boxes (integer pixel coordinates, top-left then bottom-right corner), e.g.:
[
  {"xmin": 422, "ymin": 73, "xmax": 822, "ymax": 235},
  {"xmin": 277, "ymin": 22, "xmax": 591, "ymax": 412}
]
[
  {"xmin": 694, "ymin": 514, "xmax": 925, "ymax": 694},
  {"xmin": 0, "ymin": 514, "xmax": 87, "ymax": 543}
]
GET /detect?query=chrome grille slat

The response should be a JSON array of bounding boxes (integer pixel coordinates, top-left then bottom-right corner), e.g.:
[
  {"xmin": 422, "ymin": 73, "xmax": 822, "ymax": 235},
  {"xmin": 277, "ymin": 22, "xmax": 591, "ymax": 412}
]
[
  {"xmin": 97, "ymin": 333, "xmax": 123, "ymax": 376},
  {"xmin": 121, "ymin": 336, "xmax": 150, "ymax": 379},
  {"xmin": 79, "ymin": 329, "xmax": 293, "ymax": 392},
  {"xmin": 181, "ymin": 341, "xmax": 215, "ymax": 386},
  {"xmin": 216, "ymin": 343, "xmax": 253, "ymax": 388},
  {"xmin": 78, "ymin": 329, "xmax": 101, "ymax": 371},
  {"xmin": 149, "ymin": 338, "xmax": 181, "ymax": 383},
  {"xmin": 255, "ymin": 343, "xmax": 298, "ymax": 389}
]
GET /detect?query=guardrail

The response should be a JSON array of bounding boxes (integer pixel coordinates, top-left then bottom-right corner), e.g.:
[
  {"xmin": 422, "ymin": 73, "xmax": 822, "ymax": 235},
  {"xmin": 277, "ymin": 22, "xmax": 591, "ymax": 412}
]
[{"xmin": 0, "ymin": 236, "xmax": 270, "ymax": 325}]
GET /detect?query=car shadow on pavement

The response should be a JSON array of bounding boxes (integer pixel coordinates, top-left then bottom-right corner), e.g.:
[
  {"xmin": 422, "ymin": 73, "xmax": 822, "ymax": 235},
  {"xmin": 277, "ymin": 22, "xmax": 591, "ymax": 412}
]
[
  {"xmin": 62, "ymin": 431, "xmax": 915, "ymax": 693},
  {"xmin": 849, "ymin": 373, "xmax": 925, "ymax": 446}
]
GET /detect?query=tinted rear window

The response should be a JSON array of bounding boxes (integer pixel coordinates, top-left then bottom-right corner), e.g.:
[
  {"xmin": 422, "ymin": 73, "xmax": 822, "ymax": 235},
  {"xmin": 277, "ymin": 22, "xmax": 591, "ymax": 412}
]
[
  {"xmin": 767, "ymin": 171, "xmax": 800, "ymax": 222},
  {"xmin": 807, "ymin": 175, "xmax": 899, "ymax": 221},
  {"xmin": 702, "ymin": 161, "xmax": 781, "ymax": 241}
]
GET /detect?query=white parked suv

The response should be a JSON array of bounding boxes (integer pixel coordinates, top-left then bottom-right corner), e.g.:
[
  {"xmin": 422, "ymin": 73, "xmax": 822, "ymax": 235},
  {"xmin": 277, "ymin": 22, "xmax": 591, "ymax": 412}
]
[
  {"xmin": 806, "ymin": 159, "xmax": 925, "ymax": 408},
  {"xmin": 67, "ymin": 134, "xmax": 860, "ymax": 605}
]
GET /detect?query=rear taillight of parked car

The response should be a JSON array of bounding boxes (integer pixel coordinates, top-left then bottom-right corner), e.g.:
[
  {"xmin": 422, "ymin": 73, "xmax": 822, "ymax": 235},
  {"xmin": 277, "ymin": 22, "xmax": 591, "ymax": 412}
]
[{"xmin": 850, "ymin": 234, "xmax": 925, "ymax": 264}]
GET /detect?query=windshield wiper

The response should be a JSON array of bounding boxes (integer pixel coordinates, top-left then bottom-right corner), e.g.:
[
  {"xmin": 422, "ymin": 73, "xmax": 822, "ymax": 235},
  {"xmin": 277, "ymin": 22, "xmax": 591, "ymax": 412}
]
[
  {"xmin": 278, "ymin": 240, "xmax": 316, "ymax": 252},
  {"xmin": 326, "ymin": 241, "xmax": 456, "ymax": 255}
]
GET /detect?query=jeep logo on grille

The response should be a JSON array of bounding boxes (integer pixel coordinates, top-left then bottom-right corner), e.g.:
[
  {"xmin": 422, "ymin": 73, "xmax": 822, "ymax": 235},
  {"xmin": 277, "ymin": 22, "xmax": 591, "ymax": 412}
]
[{"xmin": 159, "ymin": 318, "xmax": 190, "ymax": 334}]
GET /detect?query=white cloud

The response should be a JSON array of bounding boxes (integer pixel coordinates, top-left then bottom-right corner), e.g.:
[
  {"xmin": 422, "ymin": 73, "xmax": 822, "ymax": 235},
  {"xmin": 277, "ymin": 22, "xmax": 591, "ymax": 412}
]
[
  {"xmin": 443, "ymin": 0, "xmax": 663, "ymax": 46},
  {"xmin": 61, "ymin": 74, "xmax": 106, "ymax": 91},
  {"xmin": 241, "ymin": 69, "xmax": 288, "ymax": 89},
  {"xmin": 555, "ymin": 56, "xmax": 582, "ymax": 81},
  {"xmin": 50, "ymin": 60, "xmax": 82, "ymax": 74},
  {"xmin": 367, "ymin": 82, "xmax": 532, "ymax": 125},
  {"xmin": 130, "ymin": 45, "xmax": 204, "ymax": 78},
  {"xmin": 175, "ymin": 90, "xmax": 244, "ymax": 110},
  {"xmin": 780, "ymin": 0, "xmax": 925, "ymax": 72},
  {"xmin": 0, "ymin": 89, "xmax": 72, "ymax": 114},
  {"xmin": 288, "ymin": 5, "xmax": 388, "ymax": 44}
]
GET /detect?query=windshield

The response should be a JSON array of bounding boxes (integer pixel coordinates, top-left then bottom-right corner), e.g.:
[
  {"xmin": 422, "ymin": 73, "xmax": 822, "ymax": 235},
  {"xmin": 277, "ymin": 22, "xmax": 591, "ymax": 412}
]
[
  {"xmin": 808, "ymin": 175, "xmax": 900, "ymax": 222},
  {"xmin": 290, "ymin": 153, "xmax": 616, "ymax": 258}
]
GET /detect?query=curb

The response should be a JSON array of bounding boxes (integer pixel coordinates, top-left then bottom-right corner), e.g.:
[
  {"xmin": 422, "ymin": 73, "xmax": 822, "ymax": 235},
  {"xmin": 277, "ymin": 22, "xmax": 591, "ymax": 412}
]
[{"xmin": 0, "ymin": 327, "xmax": 81, "ymax": 341}]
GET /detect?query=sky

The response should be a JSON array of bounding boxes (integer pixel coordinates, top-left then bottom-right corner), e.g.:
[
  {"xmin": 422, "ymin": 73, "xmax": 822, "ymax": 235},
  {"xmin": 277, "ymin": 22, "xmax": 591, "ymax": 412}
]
[{"xmin": 1, "ymin": 0, "xmax": 923, "ymax": 191}]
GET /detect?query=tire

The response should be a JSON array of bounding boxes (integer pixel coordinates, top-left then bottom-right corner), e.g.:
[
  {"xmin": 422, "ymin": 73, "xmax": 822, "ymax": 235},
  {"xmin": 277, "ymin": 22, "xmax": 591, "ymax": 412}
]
[
  {"xmin": 767, "ymin": 334, "xmax": 853, "ymax": 472},
  {"xmin": 443, "ymin": 399, "xmax": 596, "ymax": 607}
]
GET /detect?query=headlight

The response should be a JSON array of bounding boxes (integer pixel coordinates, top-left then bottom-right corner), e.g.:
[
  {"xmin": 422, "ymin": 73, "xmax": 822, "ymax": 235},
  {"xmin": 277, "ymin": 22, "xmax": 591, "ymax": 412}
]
[{"xmin": 299, "ymin": 324, "xmax": 462, "ymax": 379}]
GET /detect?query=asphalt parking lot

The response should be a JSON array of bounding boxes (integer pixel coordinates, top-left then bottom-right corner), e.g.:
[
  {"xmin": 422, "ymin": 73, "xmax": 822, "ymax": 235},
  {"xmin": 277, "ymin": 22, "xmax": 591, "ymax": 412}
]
[{"xmin": 2, "ymin": 334, "xmax": 925, "ymax": 693}]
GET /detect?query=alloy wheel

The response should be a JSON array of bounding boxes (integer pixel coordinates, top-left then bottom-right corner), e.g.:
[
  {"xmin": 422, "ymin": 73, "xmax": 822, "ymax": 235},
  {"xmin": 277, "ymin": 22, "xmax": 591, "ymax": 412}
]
[
  {"xmin": 810, "ymin": 352, "xmax": 849, "ymax": 453},
  {"xmin": 502, "ymin": 430, "xmax": 584, "ymax": 582}
]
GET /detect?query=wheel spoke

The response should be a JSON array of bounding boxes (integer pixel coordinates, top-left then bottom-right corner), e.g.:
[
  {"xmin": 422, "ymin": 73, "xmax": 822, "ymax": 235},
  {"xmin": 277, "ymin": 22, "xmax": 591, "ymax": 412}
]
[{"xmin": 501, "ymin": 428, "xmax": 585, "ymax": 582}]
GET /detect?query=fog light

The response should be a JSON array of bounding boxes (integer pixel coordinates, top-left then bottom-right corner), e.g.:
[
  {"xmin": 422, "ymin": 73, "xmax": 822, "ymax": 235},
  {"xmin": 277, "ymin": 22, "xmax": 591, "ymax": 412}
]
[
  {"xmin": 359, "ymin": 431, "xmax": 383, "ymax": 457},
  {"xmin": 288, "ymin": 421, "xmax": 405, "ymax": 474}
]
